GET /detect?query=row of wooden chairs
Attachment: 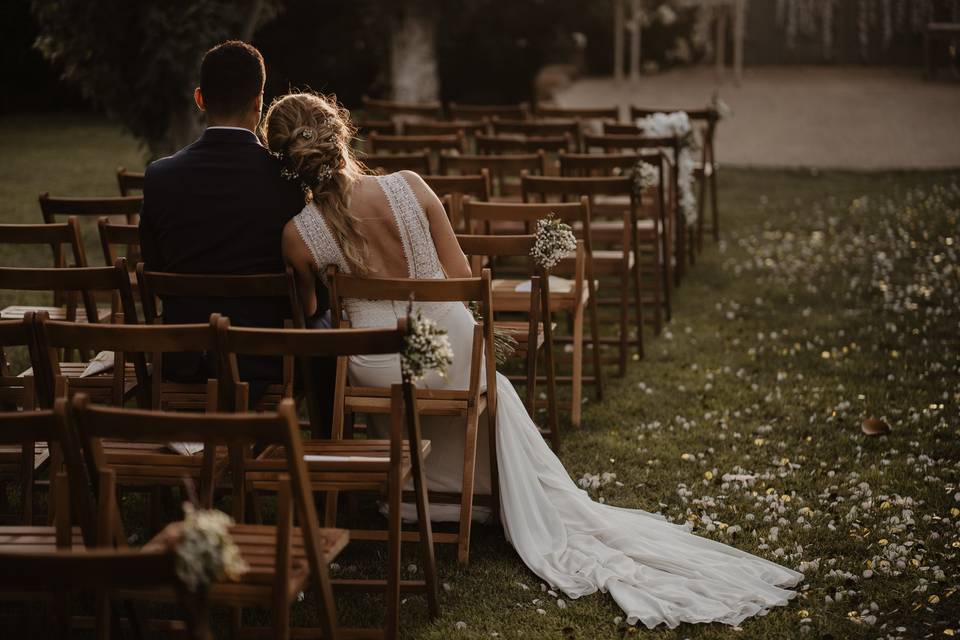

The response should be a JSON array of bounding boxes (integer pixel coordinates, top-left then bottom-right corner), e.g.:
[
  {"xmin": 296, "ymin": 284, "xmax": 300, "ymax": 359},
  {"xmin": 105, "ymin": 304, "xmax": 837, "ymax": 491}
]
[{"xmin": 2, "ymin": 312, "xmax": 437, "ymax": 639}]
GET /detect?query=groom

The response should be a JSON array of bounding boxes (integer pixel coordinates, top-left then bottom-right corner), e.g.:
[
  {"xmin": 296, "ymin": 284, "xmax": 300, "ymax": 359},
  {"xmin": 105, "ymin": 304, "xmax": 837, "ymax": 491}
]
[{"xmin": 139, "ymin": 40, "xmax": 331, "ymax": 424}]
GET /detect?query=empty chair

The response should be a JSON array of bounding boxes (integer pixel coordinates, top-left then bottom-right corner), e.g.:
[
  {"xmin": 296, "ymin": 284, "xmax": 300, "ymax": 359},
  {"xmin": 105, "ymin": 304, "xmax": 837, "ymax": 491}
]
[
  {"xmin": 115, "ymin": 166, "xmax": 145, "ymax": 197},
  {"xmin": 421, "ymin": 171, "xmax": 491, "ymax": 229},
  {"xmin": 215, "ymin": 318, "xmax": 439, "ymax": 638},
  {"xmin": 440, "ymin": 151, "xmax": 548, "ymax": 200},
  {"xmin": 461, "ymin": 199, "xmax": 603, "ymax": 427},
  {"xmin": 630, "ymin": 105, "xmax": 721, "ymax": 247},
  {"xmin": 456, "ymin": 233, "xmax": 560, "ymax": 447},
  {"xmin": 0, "ymin": 217, "xmax": 94, "ymax": 321},
  {"xmin": 63, "ymin": 395, "xmax": 346, "ymax": 640}
]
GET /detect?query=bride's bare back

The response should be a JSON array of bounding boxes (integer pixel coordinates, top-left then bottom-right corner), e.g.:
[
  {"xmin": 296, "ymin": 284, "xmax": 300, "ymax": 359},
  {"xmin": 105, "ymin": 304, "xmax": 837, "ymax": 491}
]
[{"xmin": 283, "ymin": 171, "xmax": 471, "ymax": 317}]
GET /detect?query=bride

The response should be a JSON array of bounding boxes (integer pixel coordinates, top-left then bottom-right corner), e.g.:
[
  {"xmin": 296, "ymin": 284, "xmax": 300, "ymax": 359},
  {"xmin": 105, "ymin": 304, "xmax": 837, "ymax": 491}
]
[{"xmin": 261, "ymin": 91, "xmax": 802, "ymax": 629}]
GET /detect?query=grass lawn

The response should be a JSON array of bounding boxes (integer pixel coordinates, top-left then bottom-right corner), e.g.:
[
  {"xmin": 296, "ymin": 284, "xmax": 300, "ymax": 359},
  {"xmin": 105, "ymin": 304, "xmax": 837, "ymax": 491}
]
[{"xmin": 1, "ymin": 115, "xmax": 959, "ymax": 639}]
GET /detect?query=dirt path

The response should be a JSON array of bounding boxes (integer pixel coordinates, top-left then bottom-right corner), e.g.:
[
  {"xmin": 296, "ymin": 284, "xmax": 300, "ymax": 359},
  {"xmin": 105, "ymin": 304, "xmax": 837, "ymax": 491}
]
[{"xmin": 556, "ymin": 66, "xmax": 960, "ymax": 170}]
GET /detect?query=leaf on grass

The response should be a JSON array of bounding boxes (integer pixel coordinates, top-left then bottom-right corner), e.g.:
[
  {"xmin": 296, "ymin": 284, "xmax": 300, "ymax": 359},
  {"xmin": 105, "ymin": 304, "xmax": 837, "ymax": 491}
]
[{"xmin": 861, "ymin": 418, "xmax": 891, "ymax": 436}]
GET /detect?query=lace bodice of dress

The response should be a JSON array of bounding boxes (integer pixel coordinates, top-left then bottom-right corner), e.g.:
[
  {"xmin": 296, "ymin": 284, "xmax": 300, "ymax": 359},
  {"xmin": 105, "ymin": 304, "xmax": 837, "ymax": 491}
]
[{"xmin": 292, "ymin": 172, "xmax": 451, "ymax": 328}]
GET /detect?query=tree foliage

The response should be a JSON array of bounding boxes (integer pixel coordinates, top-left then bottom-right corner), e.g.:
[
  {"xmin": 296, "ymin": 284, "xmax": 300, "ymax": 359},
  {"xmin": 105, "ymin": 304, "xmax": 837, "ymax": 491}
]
[{"xmin": 32, "ymin": 0, "xmax": 280, "ymax": 159}]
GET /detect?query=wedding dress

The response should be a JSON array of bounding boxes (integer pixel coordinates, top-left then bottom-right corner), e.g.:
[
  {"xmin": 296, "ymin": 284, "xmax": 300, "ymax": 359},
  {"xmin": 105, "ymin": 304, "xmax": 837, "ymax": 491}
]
[{"xmin": 292, "ymin": 172, "xmax": 803, "ymax": 629}]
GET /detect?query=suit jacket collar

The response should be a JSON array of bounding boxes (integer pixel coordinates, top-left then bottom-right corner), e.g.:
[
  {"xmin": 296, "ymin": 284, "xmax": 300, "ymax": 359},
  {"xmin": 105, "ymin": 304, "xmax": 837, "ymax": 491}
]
[{"xmin": 199, "ymin": 127, "xmax": 261, "ymax": 146}]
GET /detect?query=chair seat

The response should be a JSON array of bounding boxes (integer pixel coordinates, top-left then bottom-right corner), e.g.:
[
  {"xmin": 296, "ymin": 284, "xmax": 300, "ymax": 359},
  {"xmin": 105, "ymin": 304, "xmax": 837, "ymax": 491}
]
[
  {"xmin": 0, "ymin": 444, "xmax": 49, "ymax": 472},
  {"xmin": 251, "ymin": 439, "xmax": 432, "ymax": 492},
  {"xmin": 493, "ymin": 320, "xmax": 546, "ymax": 353},
  {"xmin": 102, "ymin": 442, "xmax": 228, "ymax": 487},
  {"xmin": 0, "ymin": 525, "xmax": 85, "ymax": 551},
  {"xmin": 346, "ymin": 386, "xmax": 483, "ymax": 416},
  {"xmin": 134, "ymin": 524, "xmax": 349, "ymax": 607},
  {"xmin": 492, "ymin": 278, "xmax": 591, "ymax": 311},
  {"xmin": 0, "ymin": 305, "xmax": 113, "ymax": 323}
]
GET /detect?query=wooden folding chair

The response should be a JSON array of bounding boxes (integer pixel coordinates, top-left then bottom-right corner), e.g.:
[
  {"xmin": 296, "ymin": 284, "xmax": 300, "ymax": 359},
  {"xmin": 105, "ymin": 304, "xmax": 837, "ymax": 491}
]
[
  {"xmin": 0, "ymin": 263, "xmax": 139, "ymax": 406},
  {"xmin": 64, "ymin": 395, "xmax": 346, "ymax": 640},
  {"xmin": 631, "ymin": 105, "xmax": 721, "ymax": 247},
  {"xmin": 0, "ymin": 316, "xmax": 38, "ymax": 412},
  {"xmin": 137, "ymin": 266, "xmax": 303, "ymax": 411},
  {"xmin": 0, "ymin": 547, "xmax": 195, "ymax": 640},
  {"xmin": 456, "ymin": 234, "xmax": 560, "ymax": 448},
  {"xmin": 216, "ymin": 319, "xmax": 439, "ymax": 638},
  {"xmin": 328, "ymin": 267, "xmax": 497, "ymax": 565},
  {"xmin": 522, "ymin": 173, "xmax": 661, "ymax": 345},
  {"xmin": 362, "ymin": 95, "xmax": 444, "ymax": 120},
  {"xmin": 462, "ymin": 199, "xmax": 603, "ymax": 426},
  {"xmin": 448, "ymin": 102, "xmax": 530, "ymax": 120},
  {"xmin": 584, "ymin": 132, "xmax": 690, "ymax": 280},
  {"xmin": 362, "ymin": 151, "xmax": 432, "ymax": 175},
  {"xmin": 491, "ymin": 117, "xmax": 582, "ymax": 151},
  {"xmin": 39, "ymin": 193, "xmax": 142, "ymax": 227},
  {"xmin": 558, "ymin": 150, "xmax": 673, "ymax": 324},
  {"xmin": 476, "ymin": 132, "xmax": 572, "ymax": 154},
  {"xmin": 0, "ymin": 217, "xmax": 98, "ymax": 321},
  {"xmin": 421, "ymin": 171, "xmax": 491, "ymax": 230},
  {"xmin": 368, "ymin": 133, "xmax": 466, "ymax": 173},
  {"xmin": 32, "ymin": 315, "xmax": 230, "ymax": 539},
  {"xmin": 439, "ymin": 151, "xmax": 548, "ymax": 201},
  {"xmin": 115, "ymin": 167, "xmax": 145, "ymax": 197}
]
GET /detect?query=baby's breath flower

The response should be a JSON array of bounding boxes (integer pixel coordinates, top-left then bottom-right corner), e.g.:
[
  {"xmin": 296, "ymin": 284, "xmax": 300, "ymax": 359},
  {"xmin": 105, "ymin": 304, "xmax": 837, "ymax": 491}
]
[
  {"xmin": 174, "ymin": 503, "xmax": 248, "ymax": 593},
  {"xmin": 402, "ymin": 308, "xmax": 454, "ymax": 383},
  {"xmin": 531, "ymin": 215, "xmax": 577, "ymax": 270}
]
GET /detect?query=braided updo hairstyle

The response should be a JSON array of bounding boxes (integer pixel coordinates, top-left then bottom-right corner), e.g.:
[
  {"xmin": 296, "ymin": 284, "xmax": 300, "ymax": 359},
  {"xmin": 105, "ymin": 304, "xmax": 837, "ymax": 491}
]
[{"xmin": 261, "ymin": 91, "xmax": 369, "ymax": 274}]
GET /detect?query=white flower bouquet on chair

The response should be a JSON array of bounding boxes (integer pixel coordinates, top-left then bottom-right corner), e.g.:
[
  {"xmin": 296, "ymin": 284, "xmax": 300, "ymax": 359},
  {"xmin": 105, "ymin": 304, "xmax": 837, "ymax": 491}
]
[{"xmin": 635, "ymin": 110, "xmax": 699, "ymax": 227}]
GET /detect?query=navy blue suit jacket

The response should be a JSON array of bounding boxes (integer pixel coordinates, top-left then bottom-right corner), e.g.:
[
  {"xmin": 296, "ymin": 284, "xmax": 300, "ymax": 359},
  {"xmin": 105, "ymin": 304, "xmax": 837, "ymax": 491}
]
[{"xmin": 139, "ymin": 127, "xmax": 306, "ymax": 384}]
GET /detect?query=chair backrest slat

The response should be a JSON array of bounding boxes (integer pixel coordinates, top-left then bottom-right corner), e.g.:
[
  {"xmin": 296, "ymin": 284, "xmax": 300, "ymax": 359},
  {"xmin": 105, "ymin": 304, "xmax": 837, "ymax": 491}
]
[
  {"xmin": 39, "ymin": 194, "xmax": 142, "ymax": 223},
  {"xmin": 448, "ymin": 102, "xmax": 529, "ymax": 120},
  {"xmin": 0, "ymin": 218, "xmax": 87, "ymax": 269},
  {"xmin": 362, "ymin": 151, "xmax": 431, "ymax": 175},
  {"xmin": 439, "ymin": 152, "xmax": 546, "ymax": 176},
  {"xmin": 534, "ymin": 104, "xmax": 619, "ymax": 120},
  {"xmin": 521, "ymin": 173, "xmax": 632, "ymax": 198},
  {"xmin": 456, "ymin": 234, "xmax": 535, "ymax": 257},
  {"xmin": 476, "ymin": 133, "xmax": 571, "ymax": 154},
  {"xmin": 368, "ymin": 132, "xmax": 465, "ymax": 154},
  {"xmin": 403, "ymin": 120, "xmax": 486, "ymax": 136}
]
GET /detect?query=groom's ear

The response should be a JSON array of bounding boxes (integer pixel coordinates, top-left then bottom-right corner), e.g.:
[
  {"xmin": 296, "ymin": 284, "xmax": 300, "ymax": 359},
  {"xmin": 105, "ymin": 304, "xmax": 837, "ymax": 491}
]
[{"xmin": 194, "ymin": 87, "xmax": 206, "ymax": 113}]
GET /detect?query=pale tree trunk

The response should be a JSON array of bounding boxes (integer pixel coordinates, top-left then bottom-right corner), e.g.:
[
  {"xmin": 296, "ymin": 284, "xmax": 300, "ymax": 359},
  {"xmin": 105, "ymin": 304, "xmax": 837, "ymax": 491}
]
[{"xmin": 390, "ymin": 5, "xmax": 440, "ymax": 103}]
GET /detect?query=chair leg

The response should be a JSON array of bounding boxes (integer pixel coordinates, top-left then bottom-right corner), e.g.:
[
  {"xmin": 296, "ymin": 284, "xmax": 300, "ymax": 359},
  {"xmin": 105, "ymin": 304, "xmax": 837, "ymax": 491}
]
[
  {"xmin": 457, "ymin": 408, "xmax": 480, "ymax": 565},
  {"xmin": 710, "ymin": 162, "xmax": 720, "ymax": 242},
  {"xmin": 385, "ymin": 468, "xmax": 401, "ymax": 639},
  {"xmin": 323, "ymin": 490, "xmax": 340, "ymax": 527},
  {"xmin": 570, "ymin": 306, "xmax": 584, "ymax": 428},
  {"xmin": 524, "ymin": 348, "xmax": 537, "ymax": 418},
  {"xmin": 618, "ymin": 266, "xmax": 629, "ymax": 377},
  {"xmin": 412, "ymin": 445, "xmax": 440, "ymax": 618},
  {"xmin": 541, "ymin": 303, "xmax": 561, "ymax": 451},
  {"xmin": 586, "ymin": 285, "xmax": 604, "ymax": 401}
]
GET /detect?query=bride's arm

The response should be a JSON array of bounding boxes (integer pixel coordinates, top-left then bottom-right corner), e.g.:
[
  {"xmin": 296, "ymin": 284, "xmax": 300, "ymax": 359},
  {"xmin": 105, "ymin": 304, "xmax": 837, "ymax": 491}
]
[
  {"xmin": 282, "ymin": 221, "xmax": 320, "ymax": 317},
  {"xmin": 401, "ymin": 171, "xmax": 472, "ymax": 279}
]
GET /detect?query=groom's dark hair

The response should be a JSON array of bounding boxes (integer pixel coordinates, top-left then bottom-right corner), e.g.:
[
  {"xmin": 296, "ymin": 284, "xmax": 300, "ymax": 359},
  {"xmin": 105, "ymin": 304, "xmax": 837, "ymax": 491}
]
[{"xmin": 199, "ymin": 40, "xmax": 265, "ymax": 118}]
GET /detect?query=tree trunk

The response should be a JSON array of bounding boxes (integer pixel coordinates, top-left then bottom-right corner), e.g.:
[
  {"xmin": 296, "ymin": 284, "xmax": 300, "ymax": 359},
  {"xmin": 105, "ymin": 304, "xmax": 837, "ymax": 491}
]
[
  {"xmin": 390, "ymin": 5, "xmax": 440, "ymax": 103},
  {"xmin": 147, "ymin": 104, "xmax": 204, "ymax": 161}
]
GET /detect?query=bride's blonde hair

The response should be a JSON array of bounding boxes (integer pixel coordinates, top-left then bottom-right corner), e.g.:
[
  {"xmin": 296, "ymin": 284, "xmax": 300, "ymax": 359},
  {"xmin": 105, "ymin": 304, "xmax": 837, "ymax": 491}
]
[{"xmin": 261, "ymin": 91, "xmax": 369, "ymax": 274}]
